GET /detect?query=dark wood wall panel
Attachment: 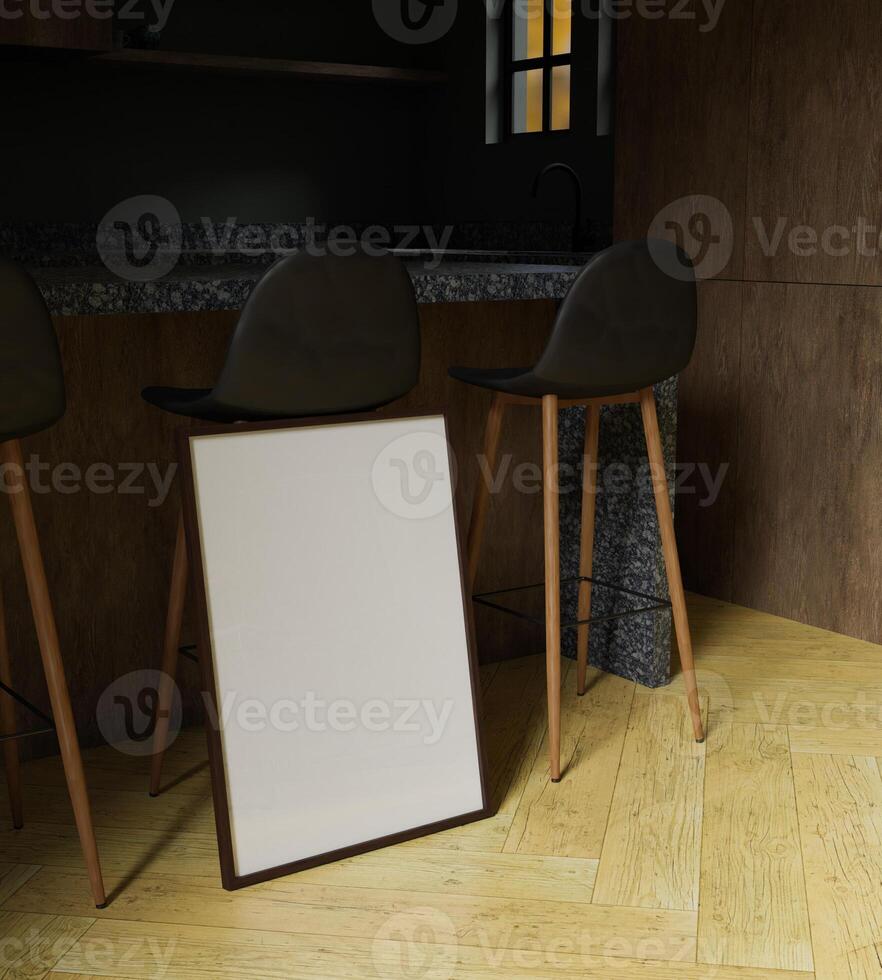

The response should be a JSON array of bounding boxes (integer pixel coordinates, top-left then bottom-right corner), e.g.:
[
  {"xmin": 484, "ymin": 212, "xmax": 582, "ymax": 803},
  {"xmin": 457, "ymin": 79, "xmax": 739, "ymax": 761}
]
[
  {"xmin": 0, "ymin": 301, "xmax": 555, "ymax": 753},
  {"xmin": 677, "ymin": 280, "xmax": 743, "ymax": 602},
  {"xmin": 745, "ymin": 0, "xmax": 882, "ymax": 285},
  {"xmin": 1, "ymin": 10, "xmax": 112, "ymax": 50},
  {"xmin": 733, "ymin": 283, "xmax": 882, "ymax": 643},
  {"xmin": 615, "ymin": 0, "xmax": 882, "ymax": 647},
  {"xmin": 614, "ymin": 2, "xmax": 753, "ymax": 279}
]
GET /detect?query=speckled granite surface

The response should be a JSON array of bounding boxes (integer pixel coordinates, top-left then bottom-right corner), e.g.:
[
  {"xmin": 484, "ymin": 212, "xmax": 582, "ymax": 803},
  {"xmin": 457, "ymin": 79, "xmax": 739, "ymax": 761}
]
[
  {"xmin": 1, "ymin": 218, "xmax": 608, "ymax": 266},
  {"xmin": 559, "ymin": 378, "xmax": 677, "ymax": 688},
  {"xmin": 30, "ymin": 261, "xmax": 581, "ymax": 316}
]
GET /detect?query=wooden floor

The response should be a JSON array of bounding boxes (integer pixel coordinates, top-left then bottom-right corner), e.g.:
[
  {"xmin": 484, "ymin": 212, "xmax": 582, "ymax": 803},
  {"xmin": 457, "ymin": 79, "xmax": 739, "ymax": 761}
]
[{"xmin": 0, "ymin": 594, "xmax": 881, "ymax": 979}]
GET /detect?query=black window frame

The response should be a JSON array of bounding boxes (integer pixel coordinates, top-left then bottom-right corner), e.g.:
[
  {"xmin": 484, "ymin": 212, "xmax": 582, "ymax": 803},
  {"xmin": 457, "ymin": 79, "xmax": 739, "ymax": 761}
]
[{"xmin": 503, "ymin": 0, "xmax": 574, "ymax": 139}]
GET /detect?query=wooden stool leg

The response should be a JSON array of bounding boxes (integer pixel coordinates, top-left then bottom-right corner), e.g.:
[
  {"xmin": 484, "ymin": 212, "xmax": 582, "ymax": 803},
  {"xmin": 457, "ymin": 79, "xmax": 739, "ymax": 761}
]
[
  {"xmin": 466, "ymin": 393, "xmax": 506, "ymax": 591},
  {"xmin": 542, "ymin": 395, "xmax": 562, "ymax": 782},
  {"xmin": 0, "ymin": 585, "xmax": 23, "ymax": 830},
  {"xmin": 0, "ymin": 439, "xmax": 106, "ymax": 907},
  {"xmin": 149, "ymin": 507, "xmax": 188, "ymax": 798},
  {"xmin": 576, "ymin": 405, "xmax": 601, "ymax": 697},
  {"xmin": 639, "ymin": 388, "xmax": 705, "ymax": 743}
]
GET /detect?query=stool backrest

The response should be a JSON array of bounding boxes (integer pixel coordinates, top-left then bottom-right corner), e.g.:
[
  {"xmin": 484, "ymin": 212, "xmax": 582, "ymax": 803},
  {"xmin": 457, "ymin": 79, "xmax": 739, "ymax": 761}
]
[
  {"xmin": 0, "ymin": 260, "xmax": 65, "ymax": 444},
  {"xmin": 211, "ymin": 247, "xmax": 421, "ymax": 418},
  {"xmin": 534, "ymin": 240, "xmax": 697, "ymax": 393}
]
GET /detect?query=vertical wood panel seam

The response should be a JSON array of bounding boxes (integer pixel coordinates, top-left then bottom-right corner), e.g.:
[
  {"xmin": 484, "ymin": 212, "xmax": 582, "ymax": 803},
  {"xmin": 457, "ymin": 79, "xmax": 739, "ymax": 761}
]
[
  {"xmin": 740, "ymin": 0, "xmax": 758, "ymax": 281},
  {"xmin": 728, "ymin": 0, "xmax": 757, "ymax": 606}
]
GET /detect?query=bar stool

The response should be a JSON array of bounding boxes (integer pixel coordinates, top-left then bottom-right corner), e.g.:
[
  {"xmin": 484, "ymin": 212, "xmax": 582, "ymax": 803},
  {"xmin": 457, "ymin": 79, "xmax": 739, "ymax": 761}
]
[
  {"xmin": 451, "ymin": 239, "xmax": 705, "ymax": 783},
  {"xmin": 0, "ymin": 260, "xmax": 106, "ymax": 906},
  {"xmin": 144, "ymin": 246, "xmax": 421, "ymax": 796}
]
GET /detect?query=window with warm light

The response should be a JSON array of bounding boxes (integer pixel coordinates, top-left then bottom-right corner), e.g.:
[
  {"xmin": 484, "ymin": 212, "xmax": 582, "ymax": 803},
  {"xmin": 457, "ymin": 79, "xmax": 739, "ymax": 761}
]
[{"xmin": 506, "ymin": 0, "xmax": 572, "ymax": 137}]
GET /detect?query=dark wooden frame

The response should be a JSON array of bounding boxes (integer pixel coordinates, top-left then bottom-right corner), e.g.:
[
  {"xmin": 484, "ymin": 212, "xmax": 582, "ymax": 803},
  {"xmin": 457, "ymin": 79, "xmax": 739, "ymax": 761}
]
[{"xmin": 177, "ymin": 410, "xmax": 493, "ymax": 891}]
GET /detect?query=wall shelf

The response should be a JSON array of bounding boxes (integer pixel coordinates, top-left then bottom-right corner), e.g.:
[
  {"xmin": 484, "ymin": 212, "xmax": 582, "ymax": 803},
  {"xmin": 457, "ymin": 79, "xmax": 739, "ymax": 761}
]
[{"xmin": 91, "ymin": 49, "xmax": 447, "ymax": 86}]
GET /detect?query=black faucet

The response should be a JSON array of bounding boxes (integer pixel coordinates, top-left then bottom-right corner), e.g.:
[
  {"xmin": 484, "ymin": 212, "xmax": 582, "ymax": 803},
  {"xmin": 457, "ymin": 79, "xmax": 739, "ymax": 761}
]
[{"xmin": 531, "ymin": 163, "xmax": 584, "ymax": 253}]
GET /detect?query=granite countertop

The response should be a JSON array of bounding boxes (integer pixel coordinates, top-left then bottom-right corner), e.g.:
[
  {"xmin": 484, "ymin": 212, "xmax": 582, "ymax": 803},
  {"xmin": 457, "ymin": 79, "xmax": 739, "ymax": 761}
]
[{"xmin": 30, "ymin": 257, "xmax": 584, "ymax": 317}]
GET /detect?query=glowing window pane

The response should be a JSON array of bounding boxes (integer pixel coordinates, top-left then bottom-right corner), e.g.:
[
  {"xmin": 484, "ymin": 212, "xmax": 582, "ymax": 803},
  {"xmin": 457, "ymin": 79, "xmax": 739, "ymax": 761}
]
[
  {"xmin": 552, "ymin": 0, "xmax": 572, "ymax": 55},
  {"xmin": 513, "ymin": 68, "xmax": 544, "ymax": 134},
  {"xmin": 551, "ymin": 64, "xmax": 571, "ymax": 130},
  {"xmin": 513, "ymin": 0, "xmax": 544, "ymax": 61}
]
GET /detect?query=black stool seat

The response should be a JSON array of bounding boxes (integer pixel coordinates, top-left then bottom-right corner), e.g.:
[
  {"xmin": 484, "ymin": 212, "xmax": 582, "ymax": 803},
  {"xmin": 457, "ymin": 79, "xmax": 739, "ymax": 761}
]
[
  {"xmin": 449, "ymin": 240, "xmax": 697, "ymax": 399},
  {"xmin": 142, "ymin": 246, "xmax": 420, "ymax": 423},
  {"xmin": 140, "ymin": 385, "xmax": 402, "ymax": 423},
  {"xmin": 141, "ymin": 387, "xmax": 226, "ymax": 422},
  {"xmin": 447, "ymin": 366, "xmax": 639, "ymax": 400}
]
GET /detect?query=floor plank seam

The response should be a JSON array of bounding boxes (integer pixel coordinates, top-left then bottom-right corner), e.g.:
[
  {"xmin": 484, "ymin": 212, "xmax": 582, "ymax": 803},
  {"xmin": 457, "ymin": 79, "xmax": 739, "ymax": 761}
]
[{"xmin": 785, "ymin": 725, "xmax": 819, "ymax": 977}]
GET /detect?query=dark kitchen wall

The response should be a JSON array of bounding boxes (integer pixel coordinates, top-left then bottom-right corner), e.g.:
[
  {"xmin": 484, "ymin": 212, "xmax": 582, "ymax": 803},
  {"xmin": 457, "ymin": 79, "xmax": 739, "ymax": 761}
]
[
  {"xmin": 0, "ymin": 1, "xmax": 614, "ymax": 234},
  {"xmin": 0, "ymin": 0, "xmax": 447, "ymax": 224}
]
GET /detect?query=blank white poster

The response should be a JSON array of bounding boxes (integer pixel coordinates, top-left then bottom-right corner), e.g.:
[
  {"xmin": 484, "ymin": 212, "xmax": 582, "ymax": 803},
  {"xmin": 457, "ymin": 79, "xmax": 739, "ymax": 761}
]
[{"xmin": 188, "ymin": 414, "xmax": 486, "ymax": 880}]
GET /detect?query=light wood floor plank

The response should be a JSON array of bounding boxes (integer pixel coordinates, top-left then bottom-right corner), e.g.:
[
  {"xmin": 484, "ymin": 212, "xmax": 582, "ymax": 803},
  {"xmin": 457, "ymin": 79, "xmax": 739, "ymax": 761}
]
[
  {"xmin": 504, "ymin": 664, "xmax": 634, "ymax": 859},
  {"xmin": 0, "ymin": 911, "xmax": 93, "ymax": 979},
  {"xmin": 480, "ymin": 662, "xmax": 500, "ymax": 693},
  {"xmin": 291, "ymin": 846, "xmax": 597, "ymax": 903},
  {"xmin": 0, "ymin": 865, "xmax": 41, "ymax": 905},
  {"xmin": 53, "ymin": 918, "xmax": 818, "ymax": 980},
  {"xmin": 0, "ymin": 813, "xmax": 515, "ymax": 875},
  {"xmin": 3, "ymin": 868, "xmax": 698, "ymax": 965},
  {"xmin": 698, "ymin": 722, "xmax": 813, "ymax": 972},
  {"xmin": 479, "ymin": 655, "xmax": 547, "ymax": 817},
  {"xmin": 592, "ymin": 694, "xmax": 706, "ymax": 911},
  {"xmin": 689, "ymin": 593, "xmax": 882, "ymax": 666},
  {"xmin": 793, "ymin": 753, "xmax": 882, "ymax": 980},
  {"xmin": 789, "ymin": 727, "xmax": 882, "ymax": 757},
  {"xmin": 21, "ymin": 733, "xmax": 210, "ymax": 798},
  {"xmin": 663, "ymin": 653, "xmax": 882, "ymax": 731},
  {"xmin": 0, "ymin": 784, "xmax": 214, "ymax": 836},
  {"xmin": 0, "ymin": 823, "xmax": 219, "ymax": 879}
]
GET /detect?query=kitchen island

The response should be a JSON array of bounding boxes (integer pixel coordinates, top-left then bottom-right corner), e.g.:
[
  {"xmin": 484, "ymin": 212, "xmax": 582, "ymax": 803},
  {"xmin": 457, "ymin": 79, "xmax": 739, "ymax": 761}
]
[{"xmin": 8, "ymin": 256, "xmax": 677, "ymax": 747}]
